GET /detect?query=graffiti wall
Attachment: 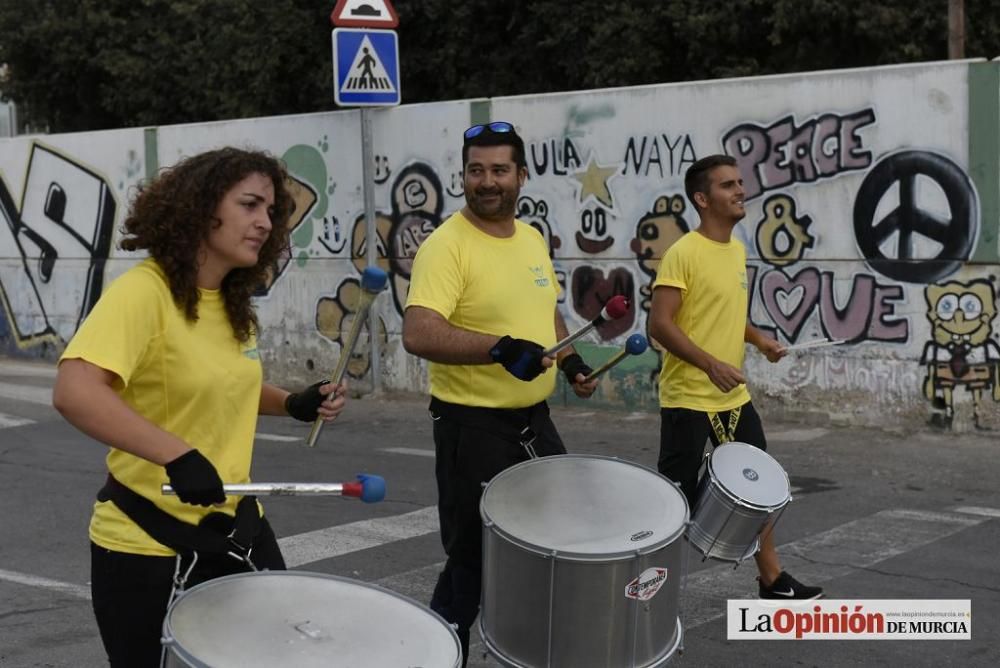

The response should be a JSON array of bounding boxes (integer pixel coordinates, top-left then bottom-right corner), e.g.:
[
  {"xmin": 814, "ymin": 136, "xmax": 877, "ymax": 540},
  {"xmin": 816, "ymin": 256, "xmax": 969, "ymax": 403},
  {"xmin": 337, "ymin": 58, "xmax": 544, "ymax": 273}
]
[{"xmin": 1, "ymin": 60, "xmax": 997, "ymax": 430}]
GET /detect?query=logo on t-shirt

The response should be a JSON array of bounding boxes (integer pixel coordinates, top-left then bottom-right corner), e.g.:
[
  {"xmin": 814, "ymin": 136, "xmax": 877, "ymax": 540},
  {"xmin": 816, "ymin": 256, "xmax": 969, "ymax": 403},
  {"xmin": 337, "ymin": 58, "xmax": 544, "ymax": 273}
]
[
  {"xmin": 529, "ymin": 265, "xmax": 550, "ymax": 287},
  {"xmin": 242, "ymin": 346, "xmax": 260, "ymax": 360}
]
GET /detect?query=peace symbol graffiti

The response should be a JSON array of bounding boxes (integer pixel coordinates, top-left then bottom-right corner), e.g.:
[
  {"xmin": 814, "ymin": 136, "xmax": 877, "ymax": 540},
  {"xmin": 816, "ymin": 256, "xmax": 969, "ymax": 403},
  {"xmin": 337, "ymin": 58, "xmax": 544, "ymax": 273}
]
[{"xmin": 853, "ymin": 151, "xmax": 977, "ymax": 284}]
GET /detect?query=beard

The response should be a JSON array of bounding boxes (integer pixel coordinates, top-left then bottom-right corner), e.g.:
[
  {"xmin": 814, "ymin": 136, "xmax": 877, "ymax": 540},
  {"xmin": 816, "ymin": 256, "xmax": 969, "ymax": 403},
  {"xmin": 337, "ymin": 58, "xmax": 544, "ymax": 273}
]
[{"xmin": 466, "ymin": 185, "xmax": 518, "ymax": 222}]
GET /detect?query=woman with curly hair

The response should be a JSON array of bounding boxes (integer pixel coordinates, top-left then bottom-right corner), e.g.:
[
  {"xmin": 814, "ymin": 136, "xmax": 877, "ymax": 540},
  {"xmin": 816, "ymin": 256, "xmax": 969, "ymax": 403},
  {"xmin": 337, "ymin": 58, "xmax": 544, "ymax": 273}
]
[{"xmin": 52, "ymin": 147, "xmax": 345, "ymax": 667}]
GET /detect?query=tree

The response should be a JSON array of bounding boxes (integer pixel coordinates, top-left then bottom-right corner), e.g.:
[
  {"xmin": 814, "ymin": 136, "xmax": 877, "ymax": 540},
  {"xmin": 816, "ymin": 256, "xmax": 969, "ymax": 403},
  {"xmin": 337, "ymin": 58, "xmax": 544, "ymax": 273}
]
[
  {"xmin": 1, "ymin": 0, "xmax": 998, "ymax": 133},
  {"xmin": 0, "ymin": 0, "xmax": 335, "ymax": 131}
]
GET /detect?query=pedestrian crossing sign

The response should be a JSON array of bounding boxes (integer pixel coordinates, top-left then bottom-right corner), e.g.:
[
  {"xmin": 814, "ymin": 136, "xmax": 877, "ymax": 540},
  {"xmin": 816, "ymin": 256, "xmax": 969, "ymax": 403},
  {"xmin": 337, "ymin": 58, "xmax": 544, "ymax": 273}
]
[{"xmin": 332, "ymin": 28, "xmax": 401, "ymax": 106}]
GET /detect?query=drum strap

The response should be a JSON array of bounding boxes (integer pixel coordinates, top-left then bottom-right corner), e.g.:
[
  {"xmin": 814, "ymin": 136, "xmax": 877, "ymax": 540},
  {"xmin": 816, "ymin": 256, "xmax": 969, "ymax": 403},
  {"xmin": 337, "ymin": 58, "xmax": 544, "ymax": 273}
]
[
  {"xmin": 429, "ymin": 397, "xmax": 549, "ymax": 457},
  {"xmin": 97, "ymin": 474, "xmax": 262, "ymax": 562},
  {"xmin": 708, "ymin": 405, "xmax": 742, "ymax": 444}
]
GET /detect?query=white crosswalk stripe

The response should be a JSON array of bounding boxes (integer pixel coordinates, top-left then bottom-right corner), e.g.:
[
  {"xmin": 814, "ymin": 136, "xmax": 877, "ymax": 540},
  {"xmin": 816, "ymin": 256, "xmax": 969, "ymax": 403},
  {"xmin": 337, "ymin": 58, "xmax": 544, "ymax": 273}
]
[
  {"xmin": 0, "ymin": 381, "xmax": 52, "ymax": 406},
  {"xmin": 255, "ymin": 432, "xmax": 300, "ymax": 442},
  {"xmin": 0, "ymin": 360, "xmax": 58, "ymax": 378},
  {"xmin": 279, "ymin": 506, "xmax": 440, "ymax": 568},
  {"xmin": 380, "ymin": 447, "xmax": 435, "ymax": 457},
  {"xmin": 0, "ymin": 411, "xmax": 35, "ymax": 428}
]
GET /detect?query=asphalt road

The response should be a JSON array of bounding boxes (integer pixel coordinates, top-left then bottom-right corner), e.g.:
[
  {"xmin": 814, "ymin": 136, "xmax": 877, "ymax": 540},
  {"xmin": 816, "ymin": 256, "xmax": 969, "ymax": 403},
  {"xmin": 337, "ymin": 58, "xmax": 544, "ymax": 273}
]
[{"xmin": 1, "ymin": 358, "xmax": 998, "ymax": 667}]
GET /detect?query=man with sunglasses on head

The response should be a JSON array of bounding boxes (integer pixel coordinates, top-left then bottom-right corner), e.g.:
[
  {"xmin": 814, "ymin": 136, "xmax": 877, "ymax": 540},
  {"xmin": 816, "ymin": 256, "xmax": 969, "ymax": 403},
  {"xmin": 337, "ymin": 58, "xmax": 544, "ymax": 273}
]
[{"xmin": 403, "ymin": 121, "xmax": 598, "ymax": 664}]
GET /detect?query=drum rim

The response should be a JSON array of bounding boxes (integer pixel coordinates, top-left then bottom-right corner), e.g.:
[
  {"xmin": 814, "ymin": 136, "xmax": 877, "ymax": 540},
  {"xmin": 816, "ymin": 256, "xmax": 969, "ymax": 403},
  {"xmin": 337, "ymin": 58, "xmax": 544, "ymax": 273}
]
[
  {"xmin": 480, "ymin": 453, "xmax": 689, "ymax": 561},
  {"xmin": 478, "ymin": 613, "xmax": 684, "ymax": 667},
  {"xmin": 161, "ymin": 570, "xmax": 462, "ymax": 667},
  {"xmin": 706, "ymin": 443, "xmax": 791, "ymax": 510}
]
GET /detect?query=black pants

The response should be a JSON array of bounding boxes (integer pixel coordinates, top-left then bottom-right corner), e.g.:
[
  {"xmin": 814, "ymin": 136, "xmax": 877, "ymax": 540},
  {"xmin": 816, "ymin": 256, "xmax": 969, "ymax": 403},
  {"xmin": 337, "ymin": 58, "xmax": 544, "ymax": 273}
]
[
  {"xmin": 658, "ymin": 400, "xmax": 767, "ymax": 507},
  {"xmin": 90, "ymin": 518, "xmax": 285, "ymax": 668},
  {"xmin": 428, "ymin": 399, "xmax": 565, "ymax": 666}
]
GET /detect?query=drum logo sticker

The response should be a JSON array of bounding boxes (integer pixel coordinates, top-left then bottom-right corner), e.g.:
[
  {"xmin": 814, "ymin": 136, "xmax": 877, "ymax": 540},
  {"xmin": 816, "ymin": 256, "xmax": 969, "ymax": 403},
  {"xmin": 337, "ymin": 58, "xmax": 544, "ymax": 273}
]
[
  {"xmin": 743, "ymin": 468, "xmax": 759, "ymax": 481},
  {"xmin": 630, "ymin": 530, "xmax": 654, "ymax": 542},
  {"xmin": 625, "ymin": 567, "xmax": 668, "ymax": 601}
]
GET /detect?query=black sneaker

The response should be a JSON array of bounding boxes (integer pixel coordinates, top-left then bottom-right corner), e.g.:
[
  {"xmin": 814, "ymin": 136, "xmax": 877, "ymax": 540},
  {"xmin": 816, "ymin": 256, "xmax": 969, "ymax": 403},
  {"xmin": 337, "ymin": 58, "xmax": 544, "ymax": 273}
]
[{"xmin": 758, "ymin": 571, "xmax": 823, "ymax": 600}]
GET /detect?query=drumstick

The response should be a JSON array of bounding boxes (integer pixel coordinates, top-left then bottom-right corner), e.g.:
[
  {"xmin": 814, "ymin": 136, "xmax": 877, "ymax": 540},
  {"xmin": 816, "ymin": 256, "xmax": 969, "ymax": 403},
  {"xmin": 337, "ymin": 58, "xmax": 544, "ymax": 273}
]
[
  {"xmin": 543, "ymin": 295, "xmax": 629, "ymax": 357},
  {"xmin": 162, "ymin": 474, "xmax": 386, "ymax": 503},
  {"xmin": 306, "ymin": 266, "xmax": 389, "ymax": 447},
  {"xmin": 583, "ymin": 334, "xmax": 648, "ymax": 382},
  {"xmin": 784, "ymin": 338, "xmax": 846, "ymax": 352}
]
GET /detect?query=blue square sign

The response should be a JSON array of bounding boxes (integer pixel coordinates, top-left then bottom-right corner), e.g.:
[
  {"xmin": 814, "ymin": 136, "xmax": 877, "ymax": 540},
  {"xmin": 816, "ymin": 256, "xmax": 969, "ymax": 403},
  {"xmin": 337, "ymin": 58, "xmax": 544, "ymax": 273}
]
[{"xmin": 332, "ymin": 28, "xmax": 401, "ymax": 106}]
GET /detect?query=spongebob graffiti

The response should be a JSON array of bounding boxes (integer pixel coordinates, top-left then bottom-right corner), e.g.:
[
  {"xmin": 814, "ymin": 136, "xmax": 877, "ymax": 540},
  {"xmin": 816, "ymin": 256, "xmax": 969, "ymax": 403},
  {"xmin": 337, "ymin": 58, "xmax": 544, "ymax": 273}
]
[{"xmin": 920, "ymin": 280, "xmax": 1000, "ymax": 429}]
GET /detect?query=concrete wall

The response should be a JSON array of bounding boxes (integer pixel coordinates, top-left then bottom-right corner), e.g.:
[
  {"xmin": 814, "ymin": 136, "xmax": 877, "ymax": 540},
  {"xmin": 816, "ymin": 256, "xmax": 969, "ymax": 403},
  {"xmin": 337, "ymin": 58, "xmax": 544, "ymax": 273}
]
[{"xmin": 1, "ymin": 59, "xmax": 998, "ymax": 430}]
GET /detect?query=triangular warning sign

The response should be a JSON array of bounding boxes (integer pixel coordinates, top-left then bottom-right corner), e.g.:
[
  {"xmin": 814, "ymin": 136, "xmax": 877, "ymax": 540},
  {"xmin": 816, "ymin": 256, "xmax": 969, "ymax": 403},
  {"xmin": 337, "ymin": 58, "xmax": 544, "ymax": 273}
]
[
  {"xmin": 331, "ymin": 0, "xmax": 399, "ymax": 28},
  {"xmin": 340, "ymin": 35, "xmax": 397, "ymax": 93}
]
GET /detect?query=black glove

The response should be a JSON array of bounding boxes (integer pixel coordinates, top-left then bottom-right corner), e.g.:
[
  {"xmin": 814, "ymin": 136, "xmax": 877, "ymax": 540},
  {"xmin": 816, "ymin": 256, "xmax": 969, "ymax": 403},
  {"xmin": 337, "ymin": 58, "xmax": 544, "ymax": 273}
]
[
  {"xmin": 165, "ymin": 449, "xmax": 225, "ymax": 506},
  {"xmin": 285, "ymin": 380, "xmax": 331, "ymax": 422},
  {"xmin": 489, "ymin": 335, "xmax": 547, "ymax": 381},
  {"xmin": 559, "ymin": 353, "xmax": 593, "ymax": 385}
]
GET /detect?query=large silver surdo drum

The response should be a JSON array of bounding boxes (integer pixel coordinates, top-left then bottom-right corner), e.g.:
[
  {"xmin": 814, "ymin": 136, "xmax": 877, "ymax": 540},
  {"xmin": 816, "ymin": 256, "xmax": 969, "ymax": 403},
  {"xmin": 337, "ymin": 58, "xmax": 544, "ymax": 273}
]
[
  {"xmin": 479, "ymin": 454, "xmax": 689, "ymax": 668},
  {"xmin": 687, "ymin": 442, "xmax": 791, "ymax": 563},
  {"xmin": 161, "ymin": 571, "xmax": 462, "ymax": 667}
]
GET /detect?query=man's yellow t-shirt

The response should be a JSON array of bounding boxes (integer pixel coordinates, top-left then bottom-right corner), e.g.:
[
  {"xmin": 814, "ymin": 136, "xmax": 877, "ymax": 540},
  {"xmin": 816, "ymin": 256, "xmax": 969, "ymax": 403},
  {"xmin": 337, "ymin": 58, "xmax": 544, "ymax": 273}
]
[
  {"xmin": 60, "ymin": 259, "xmax": 263, "ymax": 556},
  {"xmin": 405, "ymin": 212, "xmax": 559, "ymax": 408},
  {"xmin": 653, "ymin": 231, "xmax": 752, "ymax": 411}
]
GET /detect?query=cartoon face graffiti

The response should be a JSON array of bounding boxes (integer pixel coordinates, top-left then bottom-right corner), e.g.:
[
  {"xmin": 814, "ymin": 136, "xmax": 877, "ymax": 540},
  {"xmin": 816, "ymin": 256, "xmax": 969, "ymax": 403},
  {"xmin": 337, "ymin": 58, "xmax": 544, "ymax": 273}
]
[
  {"xmin": 926, "ymin": 281, "xmax": 995, "ymax": 346},
  {"xmin": 630, "ymin": 195, "xmax": 689, "ymax": 277},
  {"xmin": 517, "ymin": 195, "xmax": 562, "ymax": 257},
  {"xmin": 576, "ymin": 206, "xmax": 615, "ymax": 254}
]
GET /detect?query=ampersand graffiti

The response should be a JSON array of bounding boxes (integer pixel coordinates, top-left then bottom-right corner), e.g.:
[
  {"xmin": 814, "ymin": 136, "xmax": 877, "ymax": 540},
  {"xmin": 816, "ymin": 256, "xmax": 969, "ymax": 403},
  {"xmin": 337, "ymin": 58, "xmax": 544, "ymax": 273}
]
[{"xmin": 755, "ymin": 194, "xmax": 814, "ymax": 267}]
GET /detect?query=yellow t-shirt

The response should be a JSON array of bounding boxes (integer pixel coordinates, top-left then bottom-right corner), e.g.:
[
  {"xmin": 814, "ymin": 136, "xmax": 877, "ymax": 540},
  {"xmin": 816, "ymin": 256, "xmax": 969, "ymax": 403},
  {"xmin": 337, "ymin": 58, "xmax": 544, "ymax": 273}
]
[
  {"xmin": 60, "ymin": 259, "xmax": 263, "ymax": 556},
  {"xmin": 653, "ymin": 231, "xmax": 752, "ymax": 411},
  {"xmin": 405, "ymin": 212, "xmax": 559, "ymax": 408}
]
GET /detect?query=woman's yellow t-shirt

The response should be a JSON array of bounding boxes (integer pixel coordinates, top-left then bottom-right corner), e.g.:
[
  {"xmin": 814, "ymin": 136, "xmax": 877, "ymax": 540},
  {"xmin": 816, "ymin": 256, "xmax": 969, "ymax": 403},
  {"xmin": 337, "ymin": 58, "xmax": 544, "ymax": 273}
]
[{"xmin": 60, "ymin": 259, "xmax": 262, "ymax": 556}]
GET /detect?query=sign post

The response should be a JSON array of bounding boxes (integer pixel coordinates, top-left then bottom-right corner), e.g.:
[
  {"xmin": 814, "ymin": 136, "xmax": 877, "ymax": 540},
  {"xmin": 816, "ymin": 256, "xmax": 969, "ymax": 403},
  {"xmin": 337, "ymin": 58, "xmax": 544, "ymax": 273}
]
[{"xmin": 331, "ymin": 0, "xmax": 400, "ymax": 394}]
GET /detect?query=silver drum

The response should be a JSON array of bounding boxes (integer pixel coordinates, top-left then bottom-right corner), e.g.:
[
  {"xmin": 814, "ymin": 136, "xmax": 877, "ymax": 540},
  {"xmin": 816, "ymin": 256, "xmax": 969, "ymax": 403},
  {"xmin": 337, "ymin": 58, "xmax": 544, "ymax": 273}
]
[
  {"xmin": 687, "ymin": 442, "xmax": 791, "ymax": 563},
  {"xmin": 479, "ymin": 454, "xmax": 688, "ymax": 668},
  {"xmin": 161, "ymin": 571, "xmax": 462, "ymax": 667}
]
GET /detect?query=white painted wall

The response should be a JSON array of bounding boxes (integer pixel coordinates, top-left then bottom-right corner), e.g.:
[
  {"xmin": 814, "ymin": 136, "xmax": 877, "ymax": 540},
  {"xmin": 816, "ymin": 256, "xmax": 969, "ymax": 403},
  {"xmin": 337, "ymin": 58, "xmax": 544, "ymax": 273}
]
[{"xmin": 1, "ymin": 60, "xmax": 996, "ymax": 430}]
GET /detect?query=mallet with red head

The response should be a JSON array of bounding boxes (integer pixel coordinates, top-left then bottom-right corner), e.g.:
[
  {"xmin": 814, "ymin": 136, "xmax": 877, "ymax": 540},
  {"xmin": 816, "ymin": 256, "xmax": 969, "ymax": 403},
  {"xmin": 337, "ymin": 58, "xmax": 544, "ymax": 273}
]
[{"xmin": 543, "ymin": 295, "xmax": 629, "ymax": 358}]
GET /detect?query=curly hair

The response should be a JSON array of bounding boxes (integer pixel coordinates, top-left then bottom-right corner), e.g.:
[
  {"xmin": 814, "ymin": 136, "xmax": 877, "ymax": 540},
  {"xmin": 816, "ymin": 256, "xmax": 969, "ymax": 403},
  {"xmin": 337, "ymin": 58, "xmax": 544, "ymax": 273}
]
[{"xmin": 119, "ymin": 147, "xmax": 295, "ymax": 343}]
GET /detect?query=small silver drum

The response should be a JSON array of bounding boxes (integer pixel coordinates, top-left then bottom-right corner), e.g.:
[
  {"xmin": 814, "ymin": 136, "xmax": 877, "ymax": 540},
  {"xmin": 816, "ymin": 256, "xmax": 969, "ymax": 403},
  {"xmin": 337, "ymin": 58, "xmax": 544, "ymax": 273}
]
[
  {"xmin": 687, "ymin": 442, "xmax": 791, "ymax": 563},
  {"xmin": 479, "ymin": 454, "xmax": 688, "ymax": 668},
  {"xmin": 161, "ymin": 571, "xmax": 462, "ymax": 667}
]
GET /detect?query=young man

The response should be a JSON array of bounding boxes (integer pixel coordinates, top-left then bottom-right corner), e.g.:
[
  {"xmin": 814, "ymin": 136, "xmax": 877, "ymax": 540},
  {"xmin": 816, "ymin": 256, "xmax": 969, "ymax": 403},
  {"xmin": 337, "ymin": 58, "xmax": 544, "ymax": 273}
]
[
  {"xmin": 402, "ymin": 121, "xmax": 598, "ymax": 663},
  {"xmin": 649, "ymin": 154, "xmax": 823, "ymax": 600}
]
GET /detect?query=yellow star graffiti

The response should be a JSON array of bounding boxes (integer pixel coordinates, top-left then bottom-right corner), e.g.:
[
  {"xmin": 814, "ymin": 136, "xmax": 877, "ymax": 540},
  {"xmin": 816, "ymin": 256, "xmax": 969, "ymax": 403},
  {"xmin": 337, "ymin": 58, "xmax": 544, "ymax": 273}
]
[{"xmin": 573, "ymin": 155, "xmax": 618, "ymax": 208}]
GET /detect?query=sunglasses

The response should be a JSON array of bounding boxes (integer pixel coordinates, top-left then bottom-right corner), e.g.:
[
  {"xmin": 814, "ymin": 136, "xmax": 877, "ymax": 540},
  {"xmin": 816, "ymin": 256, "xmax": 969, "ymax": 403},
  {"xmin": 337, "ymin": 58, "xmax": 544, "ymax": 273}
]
[{"xmin": 463, "ymin": 121, "xmax": 514, "ymax": 140}]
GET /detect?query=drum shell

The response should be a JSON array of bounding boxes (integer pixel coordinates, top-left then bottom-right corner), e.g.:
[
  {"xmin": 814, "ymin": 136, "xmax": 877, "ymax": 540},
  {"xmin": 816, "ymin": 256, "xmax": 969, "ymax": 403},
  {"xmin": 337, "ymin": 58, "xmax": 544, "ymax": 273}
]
[
  {"xmin": 687, "ymin": 472, "xmax": 769, "ymax": 561},
  {"xmin": 481, "ymin": 530, "xmax": 683, "ymax": 667},
  {"xmin": 686, "ymin": 443, "xmax": 791, "ymax": 563},
  {"xmin": 479, "ymin": 455, "xmax": 687, "ymax": 668}
]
